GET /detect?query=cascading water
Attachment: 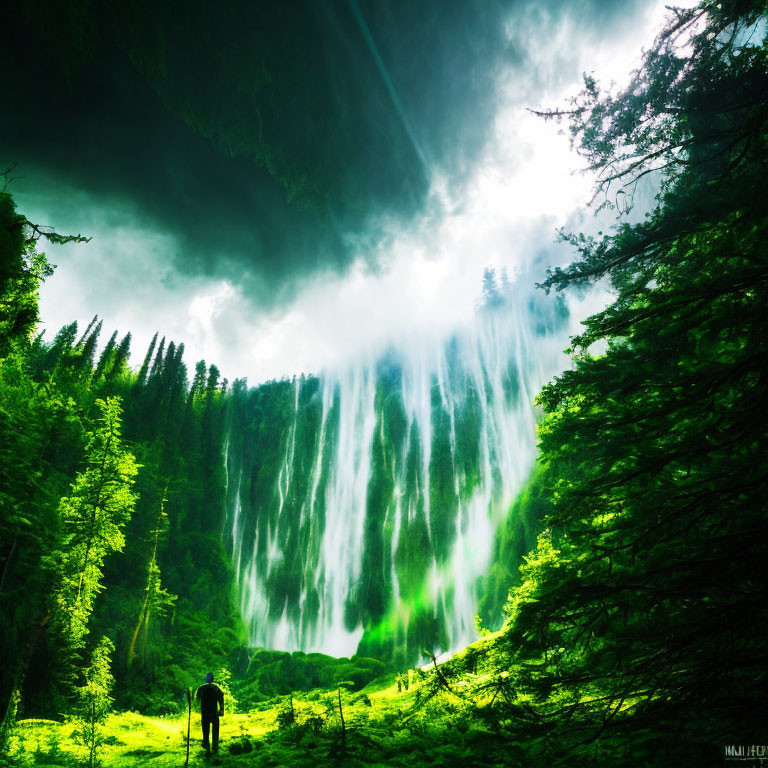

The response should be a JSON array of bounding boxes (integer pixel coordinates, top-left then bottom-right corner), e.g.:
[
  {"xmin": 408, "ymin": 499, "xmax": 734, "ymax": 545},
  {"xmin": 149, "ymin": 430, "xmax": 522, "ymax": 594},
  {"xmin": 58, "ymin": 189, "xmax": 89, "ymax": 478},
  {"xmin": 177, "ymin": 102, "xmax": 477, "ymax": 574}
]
[{"xmin": 223, "ymin": 281, "xmax": 570, "ymax": 662}]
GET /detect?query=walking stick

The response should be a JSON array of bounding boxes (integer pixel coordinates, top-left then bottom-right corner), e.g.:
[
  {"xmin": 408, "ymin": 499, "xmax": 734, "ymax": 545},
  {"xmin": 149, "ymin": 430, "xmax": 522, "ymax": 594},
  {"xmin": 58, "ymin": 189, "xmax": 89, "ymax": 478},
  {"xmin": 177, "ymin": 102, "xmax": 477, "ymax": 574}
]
[{"xmin": 184, "ymin": 687, "xmax": 192, "ymax": 767}]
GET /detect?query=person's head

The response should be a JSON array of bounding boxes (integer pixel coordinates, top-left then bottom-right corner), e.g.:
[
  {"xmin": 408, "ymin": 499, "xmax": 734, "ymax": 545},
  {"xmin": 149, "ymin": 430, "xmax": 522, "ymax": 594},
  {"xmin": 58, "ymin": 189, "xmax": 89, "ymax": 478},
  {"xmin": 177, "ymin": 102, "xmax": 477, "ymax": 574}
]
[{"xmin": 205, "ymin": 672, "xmax": 214, "ymax": 684}]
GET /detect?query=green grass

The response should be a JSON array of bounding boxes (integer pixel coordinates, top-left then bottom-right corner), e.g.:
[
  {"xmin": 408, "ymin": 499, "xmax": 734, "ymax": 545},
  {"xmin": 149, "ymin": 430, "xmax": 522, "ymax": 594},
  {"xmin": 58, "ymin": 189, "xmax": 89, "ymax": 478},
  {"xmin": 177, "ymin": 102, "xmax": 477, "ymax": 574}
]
[{"xmin": 5, "ymin": 635, "xmax": 513, "ymax": 768}]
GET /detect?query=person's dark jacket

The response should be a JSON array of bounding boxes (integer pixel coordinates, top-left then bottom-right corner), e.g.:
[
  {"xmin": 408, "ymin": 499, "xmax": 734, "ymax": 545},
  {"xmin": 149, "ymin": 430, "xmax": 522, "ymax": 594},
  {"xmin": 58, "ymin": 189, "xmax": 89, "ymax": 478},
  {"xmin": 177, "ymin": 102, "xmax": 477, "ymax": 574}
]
[{"xmin": 195, "ymin": 683, "xmax": 224, "ymax": 718}]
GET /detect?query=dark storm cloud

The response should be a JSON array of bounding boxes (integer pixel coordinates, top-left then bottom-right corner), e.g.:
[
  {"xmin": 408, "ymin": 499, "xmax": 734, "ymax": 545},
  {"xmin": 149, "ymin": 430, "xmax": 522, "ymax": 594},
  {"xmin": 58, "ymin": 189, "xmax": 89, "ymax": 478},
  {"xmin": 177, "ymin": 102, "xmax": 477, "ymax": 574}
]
[{"xmin": 0, "ymin": 0, "xmax": 646, "ymax": 306}]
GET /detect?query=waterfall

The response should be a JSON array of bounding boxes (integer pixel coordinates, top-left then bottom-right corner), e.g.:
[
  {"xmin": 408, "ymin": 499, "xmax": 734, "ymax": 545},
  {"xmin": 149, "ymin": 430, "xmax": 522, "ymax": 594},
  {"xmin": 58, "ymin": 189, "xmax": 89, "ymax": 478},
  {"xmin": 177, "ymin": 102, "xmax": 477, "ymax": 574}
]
[{"xmin": 224, "ymin": 285, "xmax": 569, "ymax": 661}]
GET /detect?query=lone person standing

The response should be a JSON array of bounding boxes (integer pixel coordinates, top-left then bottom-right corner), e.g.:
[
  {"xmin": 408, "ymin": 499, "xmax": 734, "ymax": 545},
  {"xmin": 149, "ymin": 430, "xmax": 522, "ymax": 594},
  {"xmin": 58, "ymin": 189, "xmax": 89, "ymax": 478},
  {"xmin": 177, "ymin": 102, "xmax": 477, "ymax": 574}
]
[{"xmin": 195, "ymin": 672, "xmax": 224, "ymax": 754}]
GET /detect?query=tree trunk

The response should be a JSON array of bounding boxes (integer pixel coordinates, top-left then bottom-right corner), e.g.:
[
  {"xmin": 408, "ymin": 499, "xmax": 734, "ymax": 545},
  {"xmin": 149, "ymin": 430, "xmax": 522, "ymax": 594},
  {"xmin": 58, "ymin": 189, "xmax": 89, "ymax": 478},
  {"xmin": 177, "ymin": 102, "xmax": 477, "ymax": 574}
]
[
  {"xmin": 184, "ymin": 688, "xmax": 192, "ymax": 767},
  {"xmin": 337, "ymin": 686, "xmax": 346, "ymax": 752},
  {"xmin": 127, "ymin": 490, "xmax": 166, "ymax": 668},
  {"xmin": 0, "ymin": 611, "xmax": 50, "ymax": 747}
]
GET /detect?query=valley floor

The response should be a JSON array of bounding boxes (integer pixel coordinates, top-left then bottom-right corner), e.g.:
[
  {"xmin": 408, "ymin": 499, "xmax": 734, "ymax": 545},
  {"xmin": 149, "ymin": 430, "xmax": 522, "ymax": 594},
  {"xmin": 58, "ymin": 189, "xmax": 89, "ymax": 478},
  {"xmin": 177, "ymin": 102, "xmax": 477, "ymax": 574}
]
[{"xmin": 7, "ymin": 667, "xmax": 513, "ymax": 768}]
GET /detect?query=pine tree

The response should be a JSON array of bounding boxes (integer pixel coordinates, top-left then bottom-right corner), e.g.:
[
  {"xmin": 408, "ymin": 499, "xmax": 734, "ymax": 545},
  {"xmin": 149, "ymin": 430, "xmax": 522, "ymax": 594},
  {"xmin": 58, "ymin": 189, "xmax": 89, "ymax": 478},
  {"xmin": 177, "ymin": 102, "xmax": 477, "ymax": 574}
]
[
  {"xmin": 1, "ymin": 396, "xmax": 137, "ymax": 743},
  {"xmin": 0, "ymin": 192, "xmax": 54, "ymax": 359},
  {"xmin": 500, "ymin": 2, "xmax": 768, "ymax": 764},
  {"xmin": 77, "ymin": 319, "xmax": 102, "ymax": 381},
  {"xmin": 147, "ymin": 336, "xmax": 165, "ymax": 382},
  {"xmin": 76, "ymin": 315, "xmax": 99, "ymax": 347},
  {"xmin": 162, "ymin": 341, "xmax": 176, "ymax": 384},
  {"xmin": 93, "ymin": 330, "xmax": 117, "ymax": 382},
  {"xmin": 73, "ymin": 636, "xmax": 115, "ymax": 768},
  {"xmin": 0, "ymin": 189, "xmax": 241, "ymax": 732},
  {"xmin": 135, "ymin": 332, "xmax": 157, "ymax": 387},
  {"xmin": 40, "ymin": 321, "xmax": 78, "ymax": 374},
  {"xmin": 126, "ymin": 491, "xmax": 176, "ymax": 669},
  {"xmin": 110, "ymin": 332, "xmax": 132, "ymax": 380},
  {"xmin": 205, "ymin": 363, "xmax": 220, "ymax": 397},
  {"xmin": 53, "ymin": 397, "xmax": 138, "ymax": 651},
  {"xmin": 189, "ymin": 360, "xmax": 207, "ymax": 402}
]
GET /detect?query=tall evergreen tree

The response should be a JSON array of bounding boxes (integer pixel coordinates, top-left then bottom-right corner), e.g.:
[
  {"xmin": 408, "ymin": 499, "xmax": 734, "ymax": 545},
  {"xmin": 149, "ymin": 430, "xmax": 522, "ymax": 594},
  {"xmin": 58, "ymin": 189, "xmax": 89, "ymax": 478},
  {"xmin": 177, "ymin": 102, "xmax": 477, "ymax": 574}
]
[
  {"xmin": 40, "ymin": 320, "xmax": 78, "ymax": 375},
  {"xmin": 147, "ymin": 336, "xmax": 165, "ymax": 382},
  {"xmin": 72, "ymin": 636, "xmax": 115, "ymax": 768},
  {"xmin": 0, "ymin": 191, "xmax": 55, "ymax": 359},
  {"xmin": 0, "ymin": 191, "xmax": 242, "ymax": 726},
  {"xmin": 77, "ymin": 320, "xmax": 102, "ymax": 380},
  {"xmin": 135, "ymin": 332, "xmax": 157, "ymax": 387},
  {"xmin": 76, "ymin": 315, "xmax": 99, "ymax": 348},
  {"xmin": 500, "ymin": 2, "xmax": 768, "ymax": 764},
  {"xmin": 189, "ymin": 360, "xmax": 207, "ymax": 402},
  {"xmin": 93, "ymin": 330, "xmax": 118, "ymax": 383},
  {"xmin": 110, "ymin": 332, "xmax": 132, "ymax": 380},
  {"xmin": 126, "ymin": 492, "xmax": 176, "ymax": 669},
  {"xmin": 53, "ymin": 397, "xmax": 138, "ymax": 651}
]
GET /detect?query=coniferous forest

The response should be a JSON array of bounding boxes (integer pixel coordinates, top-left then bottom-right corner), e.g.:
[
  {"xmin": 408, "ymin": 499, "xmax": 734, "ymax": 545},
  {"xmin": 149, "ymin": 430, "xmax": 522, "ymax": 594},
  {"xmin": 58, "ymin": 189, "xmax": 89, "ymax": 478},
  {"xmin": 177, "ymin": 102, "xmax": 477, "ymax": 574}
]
[{"xmin": 1, "ymin": 1, "xmax": 767, "ymax": 766}]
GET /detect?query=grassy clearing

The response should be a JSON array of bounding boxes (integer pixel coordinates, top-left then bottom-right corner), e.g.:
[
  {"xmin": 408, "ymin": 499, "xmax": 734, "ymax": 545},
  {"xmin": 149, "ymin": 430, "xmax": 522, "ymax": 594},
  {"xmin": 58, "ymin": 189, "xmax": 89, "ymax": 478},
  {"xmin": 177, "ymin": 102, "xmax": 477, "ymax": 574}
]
[{"xmin": 5, "ymin": 642, "xmax": 514, "ymax": 768}]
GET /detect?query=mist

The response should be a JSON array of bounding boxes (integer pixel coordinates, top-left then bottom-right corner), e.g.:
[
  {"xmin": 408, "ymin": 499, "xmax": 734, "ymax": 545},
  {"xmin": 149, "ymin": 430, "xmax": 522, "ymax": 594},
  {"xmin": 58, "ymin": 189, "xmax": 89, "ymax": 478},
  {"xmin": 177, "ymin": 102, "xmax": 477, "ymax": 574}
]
[{"xmin": 4, "ymin": 0, "xmax": 671, "ymax": 383}]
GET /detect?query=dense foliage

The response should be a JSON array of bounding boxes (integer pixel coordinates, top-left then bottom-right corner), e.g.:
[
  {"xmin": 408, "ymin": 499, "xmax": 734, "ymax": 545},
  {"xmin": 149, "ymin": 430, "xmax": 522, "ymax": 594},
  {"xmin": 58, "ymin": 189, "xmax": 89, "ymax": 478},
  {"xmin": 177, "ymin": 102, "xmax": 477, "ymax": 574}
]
[
  {"xmin": 0, "ymin": 196, "xmax": 244, "ymax": 728},
  {"xmin": 497, "ymin": 1, "xmax": 768, "ymax": 763}
]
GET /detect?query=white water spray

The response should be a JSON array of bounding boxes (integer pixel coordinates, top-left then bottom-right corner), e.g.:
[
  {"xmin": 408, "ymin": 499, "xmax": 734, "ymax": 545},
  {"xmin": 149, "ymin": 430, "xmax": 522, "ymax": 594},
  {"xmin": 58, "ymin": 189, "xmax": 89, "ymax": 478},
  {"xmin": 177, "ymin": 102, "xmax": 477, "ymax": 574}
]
[{"xmin": 225, "ymin": 282, "xmax": 569, "ymax": 658}]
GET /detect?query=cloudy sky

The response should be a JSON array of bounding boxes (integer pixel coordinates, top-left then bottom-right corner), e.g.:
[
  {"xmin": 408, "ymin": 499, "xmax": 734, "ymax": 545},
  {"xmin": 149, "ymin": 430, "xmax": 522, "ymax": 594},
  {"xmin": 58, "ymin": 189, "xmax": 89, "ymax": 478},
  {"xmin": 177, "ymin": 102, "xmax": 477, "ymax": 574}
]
[{"xmin": 1, "ymin": 0, "xmax": 678, "ymax": 383}]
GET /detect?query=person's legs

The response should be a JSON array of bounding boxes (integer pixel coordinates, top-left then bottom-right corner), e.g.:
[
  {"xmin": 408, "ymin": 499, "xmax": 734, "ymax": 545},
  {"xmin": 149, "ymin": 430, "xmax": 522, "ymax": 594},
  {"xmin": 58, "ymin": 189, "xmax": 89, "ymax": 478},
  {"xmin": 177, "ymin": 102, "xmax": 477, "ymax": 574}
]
[
  {"xmin": 201, "ymin": 714, "xmax": 211, "ymax": 751},
  {"xmin": 211, "ymin": 715, "xmax": 219, "ymax": 753}
]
